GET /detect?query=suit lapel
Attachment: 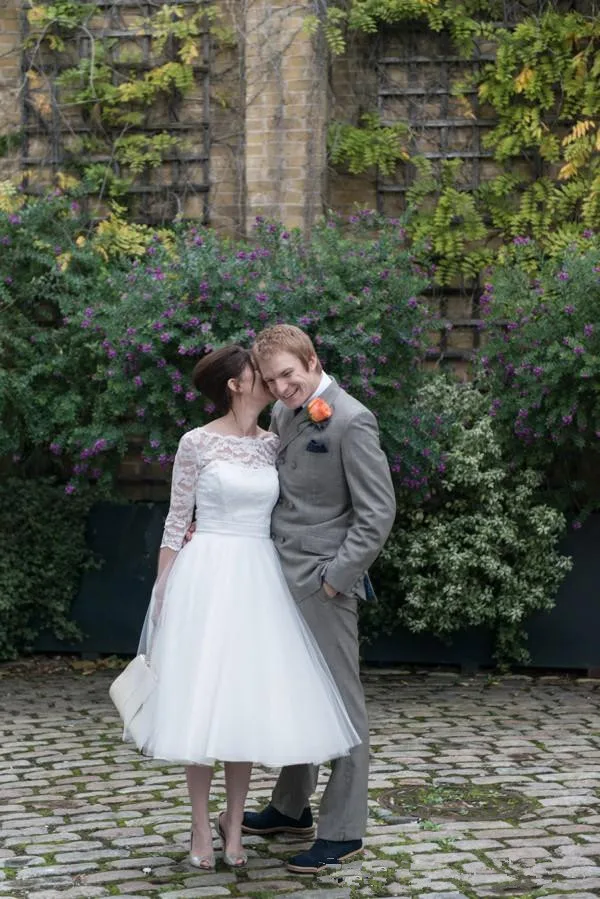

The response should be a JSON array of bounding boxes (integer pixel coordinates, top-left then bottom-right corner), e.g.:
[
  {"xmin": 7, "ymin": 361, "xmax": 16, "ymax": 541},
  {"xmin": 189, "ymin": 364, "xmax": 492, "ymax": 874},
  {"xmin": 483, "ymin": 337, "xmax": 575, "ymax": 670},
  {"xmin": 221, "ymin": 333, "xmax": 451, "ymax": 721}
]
[{"xmin": 278, "ymin": 381, "xmax": 340, "ymax": 455}]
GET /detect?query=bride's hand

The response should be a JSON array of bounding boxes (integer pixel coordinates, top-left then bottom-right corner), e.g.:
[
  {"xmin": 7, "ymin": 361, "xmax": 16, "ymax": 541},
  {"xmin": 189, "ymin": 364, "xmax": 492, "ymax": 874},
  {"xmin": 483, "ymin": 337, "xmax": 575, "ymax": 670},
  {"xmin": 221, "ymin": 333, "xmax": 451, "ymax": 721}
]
[{"xmin": 184, "ymin": 521, "xmax": 196, "ymax": 544}]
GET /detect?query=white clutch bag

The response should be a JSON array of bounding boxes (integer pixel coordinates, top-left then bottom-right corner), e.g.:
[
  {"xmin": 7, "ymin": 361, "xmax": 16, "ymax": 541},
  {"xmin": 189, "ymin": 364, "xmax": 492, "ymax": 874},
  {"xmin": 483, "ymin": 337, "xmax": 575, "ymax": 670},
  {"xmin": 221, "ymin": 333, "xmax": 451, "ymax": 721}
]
[{"xmin": 109, "ymin": 653, "xmax": 156, "ymax": 748}]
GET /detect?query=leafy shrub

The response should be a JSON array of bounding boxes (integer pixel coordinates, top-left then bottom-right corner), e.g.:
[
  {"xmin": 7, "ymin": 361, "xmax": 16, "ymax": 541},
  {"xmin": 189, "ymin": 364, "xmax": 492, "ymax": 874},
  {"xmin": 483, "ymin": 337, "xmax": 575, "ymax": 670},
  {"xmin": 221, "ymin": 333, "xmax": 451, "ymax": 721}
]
[
  {"xmin": 365, "ymin": 376, "xmax": 572, "ymax": 663},
  {"xmin": 1, "ymin": 200, "xmax": 434, "ymax": 490},
  {"xmin": 477, "ymin": 242, "xmax": 600, "ymax": 520},
  {"xmin": 0, "ymin": 477, "xmax": 96, "ymax": 660}
]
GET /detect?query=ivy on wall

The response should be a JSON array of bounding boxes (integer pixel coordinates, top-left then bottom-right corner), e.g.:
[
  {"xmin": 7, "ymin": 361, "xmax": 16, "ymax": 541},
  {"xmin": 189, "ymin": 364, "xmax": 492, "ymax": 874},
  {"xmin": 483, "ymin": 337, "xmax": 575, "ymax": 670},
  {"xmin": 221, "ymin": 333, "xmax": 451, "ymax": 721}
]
[
  {"xmin": 318, "ymin": 0, "xmax": 600, "ymax": 283},
  {"xmin": 19, "ymin": 1, "xmax": 233, "ymax": 213}
]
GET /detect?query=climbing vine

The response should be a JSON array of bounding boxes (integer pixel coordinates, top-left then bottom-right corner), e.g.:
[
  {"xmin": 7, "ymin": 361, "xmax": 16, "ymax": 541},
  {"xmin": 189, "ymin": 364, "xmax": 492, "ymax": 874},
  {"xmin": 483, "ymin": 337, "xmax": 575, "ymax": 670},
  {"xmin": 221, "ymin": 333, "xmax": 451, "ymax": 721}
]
[
  {"xmin": 20, "ymin": 1, "xmax": 233, "ymax": 212},
  {"xmin": 319, "ymin": 1, "xmax": 600, "ymax": 283}
]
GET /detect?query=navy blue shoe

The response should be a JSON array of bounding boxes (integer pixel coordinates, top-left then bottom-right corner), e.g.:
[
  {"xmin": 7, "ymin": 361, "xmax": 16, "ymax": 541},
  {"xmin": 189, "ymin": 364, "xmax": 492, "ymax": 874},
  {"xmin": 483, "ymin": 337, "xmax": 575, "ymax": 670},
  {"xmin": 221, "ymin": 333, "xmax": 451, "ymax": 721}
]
[
  {"xmin": 241, "ymin": 803, "xmax": 314, "ymax": 836},
  {"xmin": 286, "ymin": 838, "xmax": 363, "ymax": 873}
]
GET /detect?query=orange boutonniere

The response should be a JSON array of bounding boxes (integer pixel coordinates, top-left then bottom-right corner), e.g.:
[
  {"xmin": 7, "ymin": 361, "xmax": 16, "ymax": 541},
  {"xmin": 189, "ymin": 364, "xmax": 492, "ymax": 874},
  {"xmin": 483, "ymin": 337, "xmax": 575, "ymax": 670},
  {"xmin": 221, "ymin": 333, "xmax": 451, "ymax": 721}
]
[{"xmin": 307, "ymin": 397, "xmax": 333, "ymax": 424}]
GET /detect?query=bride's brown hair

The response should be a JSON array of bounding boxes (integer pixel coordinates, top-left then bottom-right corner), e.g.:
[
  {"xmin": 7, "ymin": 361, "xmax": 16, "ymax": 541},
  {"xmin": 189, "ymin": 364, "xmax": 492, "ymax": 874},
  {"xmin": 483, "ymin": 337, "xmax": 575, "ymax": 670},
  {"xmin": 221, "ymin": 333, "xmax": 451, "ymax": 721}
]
[{"xmin": 192, "ymin": 345, "xmax": 255, "ymax": 414}]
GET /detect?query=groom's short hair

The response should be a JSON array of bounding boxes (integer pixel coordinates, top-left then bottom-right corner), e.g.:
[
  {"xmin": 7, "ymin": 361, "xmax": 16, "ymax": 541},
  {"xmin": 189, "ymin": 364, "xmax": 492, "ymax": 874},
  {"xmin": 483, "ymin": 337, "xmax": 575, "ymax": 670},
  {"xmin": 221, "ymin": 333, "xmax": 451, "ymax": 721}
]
[{"xmin": 253, "ymin": 324, "xmax": 322, "ymax": 373}]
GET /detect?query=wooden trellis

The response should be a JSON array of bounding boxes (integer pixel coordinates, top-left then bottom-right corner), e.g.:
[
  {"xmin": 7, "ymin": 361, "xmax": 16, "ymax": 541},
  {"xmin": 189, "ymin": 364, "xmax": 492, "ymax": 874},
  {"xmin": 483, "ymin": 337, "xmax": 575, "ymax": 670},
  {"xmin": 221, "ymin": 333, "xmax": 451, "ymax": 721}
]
[
  {"xmin": 20, "ymin": 0, "xmax": 211, "ymax": 224},
  {"xmin": 375, "ymin": 27, "xmax": 495, "ymax": 364},
  {"xmin": 375, "ymin": 1, "xmax": 598, "ymax": 362}
]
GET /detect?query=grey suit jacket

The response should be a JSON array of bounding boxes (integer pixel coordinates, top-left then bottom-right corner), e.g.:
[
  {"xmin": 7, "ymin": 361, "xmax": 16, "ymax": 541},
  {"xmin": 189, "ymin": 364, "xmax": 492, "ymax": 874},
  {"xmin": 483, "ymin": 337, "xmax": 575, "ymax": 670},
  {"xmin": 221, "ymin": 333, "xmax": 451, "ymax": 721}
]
[{"xmin": 270, "ymin": 379, "xmax": 396, "ymax": 602}]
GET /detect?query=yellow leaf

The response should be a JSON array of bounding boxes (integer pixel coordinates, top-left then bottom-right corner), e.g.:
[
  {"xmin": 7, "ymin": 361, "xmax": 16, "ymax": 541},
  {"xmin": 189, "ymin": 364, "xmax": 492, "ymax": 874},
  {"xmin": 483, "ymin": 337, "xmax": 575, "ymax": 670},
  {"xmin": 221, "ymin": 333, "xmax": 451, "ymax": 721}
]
[
  {"xmin": 562, "ymin": 120, "xmax": 595, "ymax": 145},
  {"xmin": 514, "ymin": 66, "xmax": 534, "ymax": 93},
  {"xmin": 558, "ymin": 162, "xmax": 576, "ymax": 181}
]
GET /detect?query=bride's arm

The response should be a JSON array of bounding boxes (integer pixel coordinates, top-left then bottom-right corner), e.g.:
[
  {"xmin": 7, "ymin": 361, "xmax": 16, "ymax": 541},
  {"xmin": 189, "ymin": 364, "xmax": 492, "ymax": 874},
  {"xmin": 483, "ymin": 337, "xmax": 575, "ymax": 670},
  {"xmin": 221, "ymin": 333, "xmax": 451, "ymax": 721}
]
[{"xmin": 160, "ymin": 431, "xmax": 198, "ymax": 556}]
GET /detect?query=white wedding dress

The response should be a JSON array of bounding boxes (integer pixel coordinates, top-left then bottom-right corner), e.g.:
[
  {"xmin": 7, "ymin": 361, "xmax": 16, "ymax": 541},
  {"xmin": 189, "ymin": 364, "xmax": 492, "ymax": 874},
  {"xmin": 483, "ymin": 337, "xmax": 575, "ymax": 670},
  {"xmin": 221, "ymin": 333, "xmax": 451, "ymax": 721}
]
[{"xmin": 132, "ymin": 428, "xmax": 360, "ymax": 767}]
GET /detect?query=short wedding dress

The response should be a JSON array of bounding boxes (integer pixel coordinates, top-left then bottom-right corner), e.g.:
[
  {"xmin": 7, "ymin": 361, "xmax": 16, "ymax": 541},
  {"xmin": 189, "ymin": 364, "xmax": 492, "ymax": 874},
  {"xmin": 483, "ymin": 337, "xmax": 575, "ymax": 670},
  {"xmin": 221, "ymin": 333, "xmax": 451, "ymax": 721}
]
[{"xmin": 132, "ymin": 428, "xmax": 360, "ymax": 767}]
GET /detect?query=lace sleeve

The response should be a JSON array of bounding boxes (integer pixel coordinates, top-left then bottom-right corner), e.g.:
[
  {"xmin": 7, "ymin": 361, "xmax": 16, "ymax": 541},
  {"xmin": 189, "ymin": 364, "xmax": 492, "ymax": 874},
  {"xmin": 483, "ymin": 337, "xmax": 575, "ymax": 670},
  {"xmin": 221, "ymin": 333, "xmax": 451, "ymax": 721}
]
[{"xmin": 160, "ymin": 432, "xmax": 199, "ymax": 551}]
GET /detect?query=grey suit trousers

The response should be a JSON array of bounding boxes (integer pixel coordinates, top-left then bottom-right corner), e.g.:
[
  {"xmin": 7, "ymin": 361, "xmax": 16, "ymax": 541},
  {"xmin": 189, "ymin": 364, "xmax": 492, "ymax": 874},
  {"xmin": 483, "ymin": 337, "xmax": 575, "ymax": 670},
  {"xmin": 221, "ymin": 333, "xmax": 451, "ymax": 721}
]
[{"xmin": 271, "ymin": 587, "xmax": 369, "ymax": 841}]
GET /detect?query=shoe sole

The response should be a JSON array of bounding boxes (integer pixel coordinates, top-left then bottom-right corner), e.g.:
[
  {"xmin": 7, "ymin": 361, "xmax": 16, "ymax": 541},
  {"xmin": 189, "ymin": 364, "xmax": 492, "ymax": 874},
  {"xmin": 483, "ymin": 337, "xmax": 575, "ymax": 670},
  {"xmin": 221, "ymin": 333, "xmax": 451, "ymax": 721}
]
[
  {"xmin": 241, "ymin": 823, "xmax": 315, "ymax": 836},
  {"xmin": 286, "ymin": 846, "xmax": 364, "ymax": 874}
]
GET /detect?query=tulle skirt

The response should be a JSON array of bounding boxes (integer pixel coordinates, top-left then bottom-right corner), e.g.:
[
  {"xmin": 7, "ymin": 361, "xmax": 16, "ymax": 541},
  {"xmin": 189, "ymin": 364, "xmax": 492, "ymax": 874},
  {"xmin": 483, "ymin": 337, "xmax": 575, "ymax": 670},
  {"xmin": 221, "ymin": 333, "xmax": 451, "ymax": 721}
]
[{"xmin": 131, "ymin": 530, "xmax": 360, "ymax": 767}]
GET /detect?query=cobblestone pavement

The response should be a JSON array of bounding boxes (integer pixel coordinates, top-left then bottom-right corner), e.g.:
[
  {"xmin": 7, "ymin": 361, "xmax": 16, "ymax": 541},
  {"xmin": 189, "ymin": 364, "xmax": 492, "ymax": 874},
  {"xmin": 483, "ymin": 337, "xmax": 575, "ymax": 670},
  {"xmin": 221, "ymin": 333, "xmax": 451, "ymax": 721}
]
[{"xmin": 1, "ymin": 667, "xmax": 600, "ymax": 899}]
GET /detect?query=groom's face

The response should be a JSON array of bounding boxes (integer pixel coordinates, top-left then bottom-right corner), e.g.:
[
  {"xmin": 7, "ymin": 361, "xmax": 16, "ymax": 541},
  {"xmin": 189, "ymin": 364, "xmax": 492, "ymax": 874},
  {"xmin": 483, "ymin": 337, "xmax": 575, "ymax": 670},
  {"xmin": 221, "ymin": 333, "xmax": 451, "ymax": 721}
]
[{"xmin": 259, "ymin": 350, "xmax": 321, "ymax": 410}]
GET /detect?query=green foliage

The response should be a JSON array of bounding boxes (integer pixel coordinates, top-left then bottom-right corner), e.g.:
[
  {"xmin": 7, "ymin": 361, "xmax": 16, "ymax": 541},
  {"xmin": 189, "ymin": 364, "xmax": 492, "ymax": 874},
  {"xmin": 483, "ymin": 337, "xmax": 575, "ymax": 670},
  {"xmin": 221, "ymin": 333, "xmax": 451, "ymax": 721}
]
[
  {"xmin": 366, "ymin": 377, "xmax": 571, "ymax": 663},
  {"xmin": 325, "ymin": 3, "xmax": 600, "ymax": 284},
  {"xmin": 21, "ymin": 0, "xmax": 227, "ymax": 208},
  {"xmin": 0, "ymin": 477, "xmax": 95, "ymax": 660},
  {"xmin": 328, "ymin": 114, "xmax": 409, "ymax": 175},
  {"xmin": 0, "ymin": 193, "xmax": 578, "ymax": 664},
  {"xmin": 114, "ymin": 133, "xmax": 182, "ymax": 173},
  {"xmin": 0, "ymin": 132, "xmax": 23, "ymax": 158},
  {"xmin": 406, "ymin": 158, "xmax": 493, "ymax": 284},
  {"xmin": 476, "ymin": 241, "xmax": 600, "ymax": 520},
  {"xmin": 315, "ymin": 0, "xmax": 499, "ymax": 57},
  {"xmin": 0, "ymin": 198, "xmax": 431, "ymax": 486}
]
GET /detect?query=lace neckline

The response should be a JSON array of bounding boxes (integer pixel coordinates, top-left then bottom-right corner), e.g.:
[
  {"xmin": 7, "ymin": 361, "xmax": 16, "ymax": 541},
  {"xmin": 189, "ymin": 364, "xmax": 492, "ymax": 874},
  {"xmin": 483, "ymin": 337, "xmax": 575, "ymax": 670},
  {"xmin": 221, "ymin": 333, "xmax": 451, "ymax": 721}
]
[{"xmin": 198, "ymin": 428, "xmax": 276, "ymax": 443}]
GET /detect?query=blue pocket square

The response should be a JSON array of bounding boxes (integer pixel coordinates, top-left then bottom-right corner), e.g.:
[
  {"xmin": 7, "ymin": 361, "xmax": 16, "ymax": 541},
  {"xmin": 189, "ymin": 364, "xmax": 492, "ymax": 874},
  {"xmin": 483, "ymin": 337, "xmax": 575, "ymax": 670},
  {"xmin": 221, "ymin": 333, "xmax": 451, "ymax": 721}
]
[{"xmin": 306, "ymin": 439, "xmax": 328, "ymax": 453}]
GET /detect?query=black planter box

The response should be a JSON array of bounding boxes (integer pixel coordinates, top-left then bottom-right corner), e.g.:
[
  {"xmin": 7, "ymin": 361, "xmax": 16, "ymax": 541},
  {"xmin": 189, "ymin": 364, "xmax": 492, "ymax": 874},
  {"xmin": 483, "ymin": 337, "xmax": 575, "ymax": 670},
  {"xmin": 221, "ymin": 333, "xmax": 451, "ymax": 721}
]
[
  {"xmin": 36, "ymin": 501, "xmax": 168, "ymax": 656},
  {"xmin": 363, "ymin": 512, "xmax": 600, "ymax": 673},
  {"xmin": 36, "ymin": 505, "xmax": 600, "ymax": 672}
]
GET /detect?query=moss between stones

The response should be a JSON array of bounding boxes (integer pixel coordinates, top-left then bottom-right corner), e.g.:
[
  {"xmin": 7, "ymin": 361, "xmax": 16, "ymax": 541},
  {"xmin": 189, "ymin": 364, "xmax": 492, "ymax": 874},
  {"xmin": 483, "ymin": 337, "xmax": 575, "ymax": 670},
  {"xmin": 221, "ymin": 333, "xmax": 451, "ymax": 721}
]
[{"xmin": 377, "ymin": 783, "xmax": 539, "ymax": 822}]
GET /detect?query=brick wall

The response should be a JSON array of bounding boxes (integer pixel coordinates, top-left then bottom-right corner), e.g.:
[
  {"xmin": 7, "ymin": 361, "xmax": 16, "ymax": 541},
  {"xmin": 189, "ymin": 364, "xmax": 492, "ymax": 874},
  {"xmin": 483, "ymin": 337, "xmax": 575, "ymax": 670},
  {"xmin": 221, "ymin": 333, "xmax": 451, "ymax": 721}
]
[{"xmin": 0, "ymin": 0, "xmax": 21, "ymax": 181}]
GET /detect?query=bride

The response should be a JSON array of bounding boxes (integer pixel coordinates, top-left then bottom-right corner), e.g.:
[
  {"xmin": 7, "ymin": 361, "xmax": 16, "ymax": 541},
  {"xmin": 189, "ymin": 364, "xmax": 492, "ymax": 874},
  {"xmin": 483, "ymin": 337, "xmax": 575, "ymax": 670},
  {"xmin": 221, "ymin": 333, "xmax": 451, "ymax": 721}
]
[{"xmin": 128, "ymin": 344, "xmax": 359, "ymax": 871}]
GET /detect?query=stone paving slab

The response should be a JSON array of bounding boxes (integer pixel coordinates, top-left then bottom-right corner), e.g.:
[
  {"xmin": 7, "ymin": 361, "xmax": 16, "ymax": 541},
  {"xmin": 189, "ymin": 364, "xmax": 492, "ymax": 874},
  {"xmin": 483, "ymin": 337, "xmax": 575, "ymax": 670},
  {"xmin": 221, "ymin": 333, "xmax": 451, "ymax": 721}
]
[{"xmin": 1, "ymin": 666, "xmax": 600, "ymax": 899}]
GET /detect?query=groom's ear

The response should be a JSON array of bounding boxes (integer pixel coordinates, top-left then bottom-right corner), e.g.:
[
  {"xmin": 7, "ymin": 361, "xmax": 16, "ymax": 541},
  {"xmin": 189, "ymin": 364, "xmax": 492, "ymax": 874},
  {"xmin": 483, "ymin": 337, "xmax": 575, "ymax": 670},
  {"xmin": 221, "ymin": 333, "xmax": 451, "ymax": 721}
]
[{"xmin": 307, "ymin": 352, "xmax": 319, "ymax": 372}]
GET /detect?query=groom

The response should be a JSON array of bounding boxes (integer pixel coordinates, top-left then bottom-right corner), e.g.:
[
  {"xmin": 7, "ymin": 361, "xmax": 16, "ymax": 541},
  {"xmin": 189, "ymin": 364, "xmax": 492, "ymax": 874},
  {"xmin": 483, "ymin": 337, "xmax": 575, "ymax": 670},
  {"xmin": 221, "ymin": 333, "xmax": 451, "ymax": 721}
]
[{"xmin": 243, "ymin": 324, "xmax": 396, "ymax": 873}]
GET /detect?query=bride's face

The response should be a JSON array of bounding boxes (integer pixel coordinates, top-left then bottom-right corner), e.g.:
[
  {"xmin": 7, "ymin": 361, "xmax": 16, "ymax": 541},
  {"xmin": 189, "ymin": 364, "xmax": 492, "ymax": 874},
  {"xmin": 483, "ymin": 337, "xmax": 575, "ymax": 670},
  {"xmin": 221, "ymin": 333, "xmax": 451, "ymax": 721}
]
[{"xmin": 238, "ymin": 363, "xmax": 272, "ymax": 409}]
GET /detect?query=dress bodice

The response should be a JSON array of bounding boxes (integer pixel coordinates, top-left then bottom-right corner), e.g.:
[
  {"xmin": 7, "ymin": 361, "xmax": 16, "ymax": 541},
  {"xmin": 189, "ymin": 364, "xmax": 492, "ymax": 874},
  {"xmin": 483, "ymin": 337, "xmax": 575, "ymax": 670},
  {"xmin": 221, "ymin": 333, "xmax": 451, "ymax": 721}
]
[{"xmin": 160, "ymin": 429, "xmax": 280, "ymax": 549}]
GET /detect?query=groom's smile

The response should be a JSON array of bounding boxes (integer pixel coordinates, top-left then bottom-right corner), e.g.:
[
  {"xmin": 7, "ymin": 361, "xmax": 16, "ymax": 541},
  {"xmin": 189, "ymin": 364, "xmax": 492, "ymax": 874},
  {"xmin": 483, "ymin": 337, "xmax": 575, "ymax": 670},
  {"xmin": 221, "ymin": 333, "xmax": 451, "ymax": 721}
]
[{"xmin": 259, "ymin": 350, "xmax": 322, "ymax": 410}]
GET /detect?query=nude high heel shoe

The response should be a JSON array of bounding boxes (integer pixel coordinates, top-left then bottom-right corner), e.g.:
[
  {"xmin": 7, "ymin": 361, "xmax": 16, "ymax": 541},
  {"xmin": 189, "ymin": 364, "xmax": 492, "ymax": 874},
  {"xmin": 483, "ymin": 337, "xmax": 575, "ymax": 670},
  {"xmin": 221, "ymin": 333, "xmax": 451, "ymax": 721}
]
[
  {"xmin": 189, "ymin": 830, "xmax": 216, "ymax": 871},
  {"xmin": 214, "ymin": 812, "xmax": 248, "ymax": 868}
]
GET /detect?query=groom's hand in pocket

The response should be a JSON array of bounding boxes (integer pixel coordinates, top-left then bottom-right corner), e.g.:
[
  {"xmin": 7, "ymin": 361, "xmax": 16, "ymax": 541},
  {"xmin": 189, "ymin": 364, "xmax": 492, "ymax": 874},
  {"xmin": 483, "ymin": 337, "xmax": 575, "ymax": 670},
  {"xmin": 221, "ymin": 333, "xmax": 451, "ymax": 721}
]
[{"xmin": 322, "ymin": 581, "xmax": 338, "ymax": 598}]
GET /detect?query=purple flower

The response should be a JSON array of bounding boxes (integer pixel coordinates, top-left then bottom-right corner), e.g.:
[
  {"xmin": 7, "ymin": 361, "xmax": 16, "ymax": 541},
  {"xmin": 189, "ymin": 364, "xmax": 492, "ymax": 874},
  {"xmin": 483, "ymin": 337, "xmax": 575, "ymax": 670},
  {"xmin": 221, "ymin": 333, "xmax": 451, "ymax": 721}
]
[
  {"xmin": 572, "ymin": 520, "xmax": 582, "ymax": 530},
  {"xmin": 64, "ymin": 483, "xmax": 76, "ymax": 495},
  {"xmin": 136, "ymin": 407, "xmax": 146, "ymax": 418},
  {"xmin": 564, "ymin": 305, "xmax": 575, "ymax": 315},
  {"xmin": 150, "ymin": 439, "xmax": 160, "ymax": 449},
  {"xmin": 557, "ymin": 270, "xmax": 569, "ymax": 281},
  {"xmin": 94, "ymin": 438, "xmax": 107, "ymax": 452},
  {"xmin": 134, "ymin": 376, "xmax": 143, "ymax": 388},
  {"xmin": 185, "ymin": 390, "xmax": 195, "ymax": 402},
  {"xmin": 8, "ymin": 214, "xmax": 21, "ymax": 225},
  {"xmin": 584, "ymin": 324, "xmax": 594, "ymax": 337},
  {"xmin": 50, "ymin": 441, "xmax": 62, "ymax": 455},
  {"xmin": 160, "ymin": 332, "xmax": 171, "ymax": 343},
  {"xmin": 562, "ymin": 414, "xmax": 573, "ymax": 425},
  {"xmin": 574, "ymin": 345, "xmax": 585, "ymax": 355},
  {"xmin": 407, "ymin": 297, "xmax": 418, "ymax": 309}
]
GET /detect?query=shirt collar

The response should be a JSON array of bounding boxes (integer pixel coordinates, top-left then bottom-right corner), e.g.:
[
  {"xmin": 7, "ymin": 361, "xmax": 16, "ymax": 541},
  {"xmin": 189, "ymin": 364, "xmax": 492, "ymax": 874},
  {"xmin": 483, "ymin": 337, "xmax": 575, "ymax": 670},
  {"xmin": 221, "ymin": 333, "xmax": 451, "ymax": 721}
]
[{"xmin": 303, "ymin": 371, "xmax": 332, "ymax": 408}]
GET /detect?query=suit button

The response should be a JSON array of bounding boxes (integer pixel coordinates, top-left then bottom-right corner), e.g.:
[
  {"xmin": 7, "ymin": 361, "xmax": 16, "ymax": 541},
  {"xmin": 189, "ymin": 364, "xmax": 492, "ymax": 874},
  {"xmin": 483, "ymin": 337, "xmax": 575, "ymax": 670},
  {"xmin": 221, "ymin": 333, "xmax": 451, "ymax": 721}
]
[{"xmin": 291, "ymin": 462, "xmax": 297, "ymax": 469}]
